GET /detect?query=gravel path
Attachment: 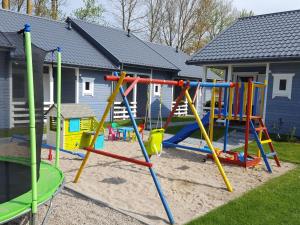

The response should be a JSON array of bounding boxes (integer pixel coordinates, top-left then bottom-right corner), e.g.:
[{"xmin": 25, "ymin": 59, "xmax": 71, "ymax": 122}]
[{"xmin": 8, "ymin": 188, "xmax": 145, "ymax": 225}]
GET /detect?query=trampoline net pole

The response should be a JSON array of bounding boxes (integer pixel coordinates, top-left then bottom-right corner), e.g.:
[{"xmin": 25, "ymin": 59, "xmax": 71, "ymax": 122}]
[
  {"xmin": 55, "ymin": 48, "xmax": 62, "ymax": 168},
  {"xmin": 24, "ymin": 24, "xmax": 38, "ymax": 218}
]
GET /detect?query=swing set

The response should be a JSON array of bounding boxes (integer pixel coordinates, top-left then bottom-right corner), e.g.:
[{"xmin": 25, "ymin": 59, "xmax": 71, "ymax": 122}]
[{"xmin": 73, "ymin": 72, "xmax": 233, "ymax": 224}]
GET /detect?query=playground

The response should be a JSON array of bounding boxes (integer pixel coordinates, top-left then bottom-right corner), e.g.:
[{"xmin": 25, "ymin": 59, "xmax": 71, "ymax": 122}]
[
  {"xmin": 41, "ymin": 137, "xmax": 294, "ymax": 225},
  {"xmin": 1, "ymin": 23, "xmax": 299, "ymax": 225}
]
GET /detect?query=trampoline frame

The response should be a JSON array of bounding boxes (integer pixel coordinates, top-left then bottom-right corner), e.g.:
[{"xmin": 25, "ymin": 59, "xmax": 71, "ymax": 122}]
[{"xmin": 0, "ymin": 24, "xmax": 64, "ymax": 224}]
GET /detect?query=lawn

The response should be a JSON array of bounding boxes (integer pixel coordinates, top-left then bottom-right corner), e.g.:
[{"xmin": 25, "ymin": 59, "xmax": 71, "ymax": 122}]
[{"xmin": 186, "ymin": 140, "xmax": 300, "ymax": 225}]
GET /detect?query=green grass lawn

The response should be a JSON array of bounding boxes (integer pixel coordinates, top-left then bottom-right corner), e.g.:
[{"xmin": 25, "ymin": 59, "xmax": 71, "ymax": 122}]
[
  {"xmin": 186, "ymin": 140, "xmax": 300, "ymax": 225},
  {"xmin": 187, "ymin": 166, "xmax": 300, "ymax": 225},
  {"xmin": 165, "ymin": 125, "xmax": 231, "ymax": 142}
]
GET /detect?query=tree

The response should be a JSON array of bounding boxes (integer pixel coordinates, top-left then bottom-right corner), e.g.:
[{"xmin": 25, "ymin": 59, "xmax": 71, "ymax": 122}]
[
  {"xmin": 27, "ymin": 0, "xmax": 32, "ymax": 14},
  {"xmin": 73, "ymin": 0, "xmax": 104, "ymax": 23},
  {"xmin": 2, "ymin": 0, "xmax": 10, "ymax": 9},
  {"xmin": 239, "ymin": 9, "xmax": 254, "ymax": 18},
  {"xmin": 112, "ymin": 0, "xmax": 145, "ymax": 32},
  {"xmin": 51, "ymin": 0, "xmax": 57, "ymax": 19},
  {"xmin": 10, "ymin": 0, "xmax": 26, "ymax": 12},
  {"xmin": 206, "ymin": 0, "xmax": 237, "ymax": 41},
  {"xmin": 34, "ymin": 0, "xmax": 49, "ymax": 17},
  {"xmin": 145, "ymin": 0, "xmax": 164, "ymax": 42}
]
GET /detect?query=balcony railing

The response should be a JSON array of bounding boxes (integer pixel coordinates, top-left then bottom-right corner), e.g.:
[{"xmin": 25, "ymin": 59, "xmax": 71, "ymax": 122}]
[
  {"xmin": 172, "ymin": 100, "xmax": 188, "ymax": 116},
  {"xmin": 113, "ymin": 101, "xmax": 137, "ymax": 120},
  {"xmin": 12, "ymin": 101, "xmax": 53, "ymax": 126}
]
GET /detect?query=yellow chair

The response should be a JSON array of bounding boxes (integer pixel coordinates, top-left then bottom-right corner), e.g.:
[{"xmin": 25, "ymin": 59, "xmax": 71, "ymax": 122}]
[{"xmin": 144, "ymin": 128, "xmax": 165, "ymax": 157}]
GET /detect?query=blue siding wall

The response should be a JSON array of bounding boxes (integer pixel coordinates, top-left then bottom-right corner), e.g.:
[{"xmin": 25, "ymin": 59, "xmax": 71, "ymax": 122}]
[
  {"xmin": 79, "ymin": 69, "xmax": 111, "ymax": 120},
  {"xmin": 0, "ymin": 51, "xmax": 10, "ymax": 129},
  {"xmin": 267, "ymin": 63, "xmax": 300, "ymax": 137},
  {"xmin": 151, "ymin": 71, "xmax": 173, "ymax": 118}
]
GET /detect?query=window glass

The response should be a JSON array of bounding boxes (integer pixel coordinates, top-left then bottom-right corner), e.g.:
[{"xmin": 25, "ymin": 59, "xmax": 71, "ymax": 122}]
[
  {"xmin": 279, "ymin": 79, "xmax": 287, "ymax": 91},
  {"xmin": 85, "ymin": 82, "xmax": 90, "ymax": 91}
]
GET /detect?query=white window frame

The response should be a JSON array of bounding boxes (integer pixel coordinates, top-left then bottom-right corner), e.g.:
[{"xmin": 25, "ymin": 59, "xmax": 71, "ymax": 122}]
[
  {"xmin": 153, "ymin": 84, "xmax": 161, "ymax": 96},
  {"xmin": 81, "ymin": 77, "xmax": 95, "ymax": 96},
  {"xmin": 272, "ymin": 73, "xmax": 294, "ymax": 100}
]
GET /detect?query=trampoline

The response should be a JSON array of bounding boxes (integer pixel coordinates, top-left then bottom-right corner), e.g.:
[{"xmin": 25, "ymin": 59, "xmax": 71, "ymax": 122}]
[{"xmin": 0, "ymin": 25, "xmax": 64, "ymax": 224}]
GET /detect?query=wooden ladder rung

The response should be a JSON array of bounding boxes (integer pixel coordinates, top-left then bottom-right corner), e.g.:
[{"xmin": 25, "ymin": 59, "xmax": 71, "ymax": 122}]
[
  {"xmin": 251, "ymin": 116, "xmax": 262, "ymax": 119},
  {"xmin": 255, "ymin": 127, "xmax": 267, "ymax": 132},
  {"xmin": 261, "ymin": 139, "xmax": 272, "ymax": 144}
]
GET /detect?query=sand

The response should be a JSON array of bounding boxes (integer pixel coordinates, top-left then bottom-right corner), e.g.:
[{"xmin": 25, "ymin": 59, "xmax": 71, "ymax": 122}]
[{"xmin": 40, "ymin": 137, "xmax": 295, "ymax": 225}]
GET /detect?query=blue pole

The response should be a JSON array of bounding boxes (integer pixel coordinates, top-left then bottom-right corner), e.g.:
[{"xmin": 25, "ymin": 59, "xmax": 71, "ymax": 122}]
[
  {"xmin": 114, "ymin": 72, "xmax": 175, "ymax": 224},
  {"xmin": 223, "ymin": 86, "xmax": 229, "ymax": 152},
  {"xmin": 187, "ymin": 81, "xmax": 232, "ymax": 88},
  {"xmin": 253, "ymin": 87, "xmax": 259, "ymax": 116}
]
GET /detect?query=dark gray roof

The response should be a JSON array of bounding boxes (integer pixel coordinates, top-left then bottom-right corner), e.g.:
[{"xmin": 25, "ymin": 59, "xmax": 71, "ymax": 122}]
[
  {"xmin": 69, "ymin": 18, "xmax": 179, "ymax": 71},
  {"xmin": 47, "ymin": 104, "xmax": 95, "ymax": 118},
  {"xmin": 0, "ymin": 9, "xmax": 116, "ymax": 69},
  {"xmin": 146, "ymin": 42, "xmax": 221, "ymax": 80},
  {"xmin": 188, "ymin": 10, "xmax": 300, "ymax": 65},
  {"xmin": 0, "ymin": 32, "xmax": 12, "ymax": 48}
]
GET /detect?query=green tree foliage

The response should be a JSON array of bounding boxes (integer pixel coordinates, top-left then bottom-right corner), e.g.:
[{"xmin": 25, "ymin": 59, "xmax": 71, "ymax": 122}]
[{"xmin": 73, "ymin": 0, "xmax": 104, "ymax": 24}]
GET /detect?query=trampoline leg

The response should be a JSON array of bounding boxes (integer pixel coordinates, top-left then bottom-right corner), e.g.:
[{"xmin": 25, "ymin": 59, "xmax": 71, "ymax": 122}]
[{"xmin": 30, "ymin": 213, "xmax": 36, "ymax": 225}]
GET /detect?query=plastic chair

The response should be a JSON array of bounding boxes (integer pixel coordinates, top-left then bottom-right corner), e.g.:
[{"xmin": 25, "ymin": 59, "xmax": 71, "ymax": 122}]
[
  {"xmin": 144, "ymin": 128, "xmax": 165, "ymax": 157},
  {"xmin": 107, "ymin": 125, "xmax": 119, "ymax": 141}
]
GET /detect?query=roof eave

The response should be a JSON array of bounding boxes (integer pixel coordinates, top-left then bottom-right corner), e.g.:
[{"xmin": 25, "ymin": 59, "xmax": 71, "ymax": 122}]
[{"xmin": 186, "ymin": 56, "xmax": 300, "ymax": 66}]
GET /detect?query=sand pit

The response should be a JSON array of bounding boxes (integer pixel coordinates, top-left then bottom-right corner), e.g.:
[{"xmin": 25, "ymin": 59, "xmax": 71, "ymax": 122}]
[{"xmin": 42, "ymin": 139, "xmax": 295, "ymax": 225}]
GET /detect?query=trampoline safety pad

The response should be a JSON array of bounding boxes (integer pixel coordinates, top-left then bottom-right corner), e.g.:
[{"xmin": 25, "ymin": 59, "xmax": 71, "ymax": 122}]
[{"xmin": 0, "ymin": 159, "xmax": 64, "ymax": 224}]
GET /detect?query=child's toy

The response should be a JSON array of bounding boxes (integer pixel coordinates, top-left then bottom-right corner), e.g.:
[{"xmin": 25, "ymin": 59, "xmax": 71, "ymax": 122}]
[
  {"xmin": 107, "ymin": 125, "xmax": 119, "ymax": 140},
  {"xmin": 163, "ymin": 79, "xmax": 280, "ymax": 173},
  {"xmin": 46, "ymin": 104, "xmax": 103, "ymax": 150},
  {"xmin": 73, "ymin": 72, "xmax": 234, "ymax": 225}
]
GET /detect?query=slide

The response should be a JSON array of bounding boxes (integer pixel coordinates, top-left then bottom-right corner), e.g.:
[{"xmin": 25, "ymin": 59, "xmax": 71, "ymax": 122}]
[{"xmin": 163, "ymin": 112, "xmax": 211, "ymax": 146}]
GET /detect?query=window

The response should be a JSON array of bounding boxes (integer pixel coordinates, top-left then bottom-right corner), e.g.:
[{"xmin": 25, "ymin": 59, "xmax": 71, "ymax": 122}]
[
  {"xmin": 279, "ymin": 79, "xmax": 286, "ymax": 91},
  {"xmin": 272, "ymin": 73, "xmax": 294, "ymax": 99},
  {"xmin": 81, "ymin": 77, "xmax": 95, "ymax": 96},
  {"xmin": 43, "ymin": 66, "xmax": 49, "ymax": 74},
  {"xmin": 50, "ymin": 116, "xmax": 57, "ymax": 131},
  {"xmin": 69, "ymin": 118, "xmax": 80, "ymax": 132},
  {"xmin": 153, "ymin": 84, "xmax": 161, "ymax": 96}
]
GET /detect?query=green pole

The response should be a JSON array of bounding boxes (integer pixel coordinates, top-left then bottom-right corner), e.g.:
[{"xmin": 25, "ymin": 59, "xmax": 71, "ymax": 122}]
[
  {"xmin": 55, "ymin": 47, "xmax": 62, "ymax": 168},
  {"xmin": 24, "ymin": 24, "xmax": 38, "ymax": 223}
]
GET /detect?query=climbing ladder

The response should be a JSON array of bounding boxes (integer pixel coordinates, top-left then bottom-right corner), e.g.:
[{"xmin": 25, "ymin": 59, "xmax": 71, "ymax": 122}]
[{"xmin": 250, "ymin": 116, "xmax": 281, "ymax": 172}]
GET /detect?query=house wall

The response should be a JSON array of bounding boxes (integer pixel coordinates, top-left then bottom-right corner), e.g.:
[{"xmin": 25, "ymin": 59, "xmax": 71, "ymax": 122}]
[
  {"xmin": 151, "ymin": 70, "xmax": 173, "ymax": 118},
  {"xmin": 0, "ymin": 51, "xmax": 10, "ymax": 129},
  {"xmin": 267, "ymin": 62, "xmax": 300, "ymax": 137},
  {"xmin": 54, "ymin": 67, "xmax": 76, "ymax": 103},
  {"xmin": 79, "ymin": 69, "xmax": 112, "ymax": 120}
]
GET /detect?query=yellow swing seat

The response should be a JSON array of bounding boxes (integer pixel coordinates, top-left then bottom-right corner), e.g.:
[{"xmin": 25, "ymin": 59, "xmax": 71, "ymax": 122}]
[{"xmin": 144, "ymin": 128, "xmax": 165, "ymax": 157}]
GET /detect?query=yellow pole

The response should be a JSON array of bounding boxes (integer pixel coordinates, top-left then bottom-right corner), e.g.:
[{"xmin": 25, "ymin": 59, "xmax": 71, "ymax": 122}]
[
  {"xmin": 185, "ymin": 88, "xmax": 233, "ymax": 192},
  {"xmin": 209, "ymin": 80, "xmax": 216, "ymax": 142},
  {"xmin": 74, "ymin": 71, "xmax": 127, "ymax": 183}
]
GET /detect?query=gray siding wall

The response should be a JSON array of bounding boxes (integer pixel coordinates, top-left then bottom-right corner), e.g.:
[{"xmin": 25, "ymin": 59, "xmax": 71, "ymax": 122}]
[
  {"xmin": 54, "ymin": 68, "xmax": 76, "ymax": 103},
  {"xmin": 267, "ymin": 63, "xmax": 300, "ymax": 137},
  {"xmin": 79, "ymin": 69, "xmax": 112, "ymax": 120},
  {"xmin": 0, "ymin": 51, "xmax": 10, "ymax": 129},
  {"xmin": 151, "ymin": 71, "xmax": 173, "ymax": 118}
]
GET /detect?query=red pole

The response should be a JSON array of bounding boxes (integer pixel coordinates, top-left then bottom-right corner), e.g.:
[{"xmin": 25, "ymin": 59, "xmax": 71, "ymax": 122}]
[
  {"xmin": 85, "ymin": 147, "xmax": 153, "ymax": 168},
  {"xmin": 48, "ymin": 147, "xmax": 53, "ymax": 161},
  {"xmin": 244, "ymin": 80, "xmax": 253, "ymax": 165},
  {"xmin": 105, "ymin": 75, "xmax": 184, "ymax": 87},
  {"xmin": 164, "ymin": 86, "xmax": 188, "ymax": 129}
]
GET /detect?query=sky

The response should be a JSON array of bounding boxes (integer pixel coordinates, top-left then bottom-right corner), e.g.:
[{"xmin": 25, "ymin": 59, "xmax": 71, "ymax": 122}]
[{"xmin": 63, "ymin": 0, "xmax": 300, "ymax": 25}]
